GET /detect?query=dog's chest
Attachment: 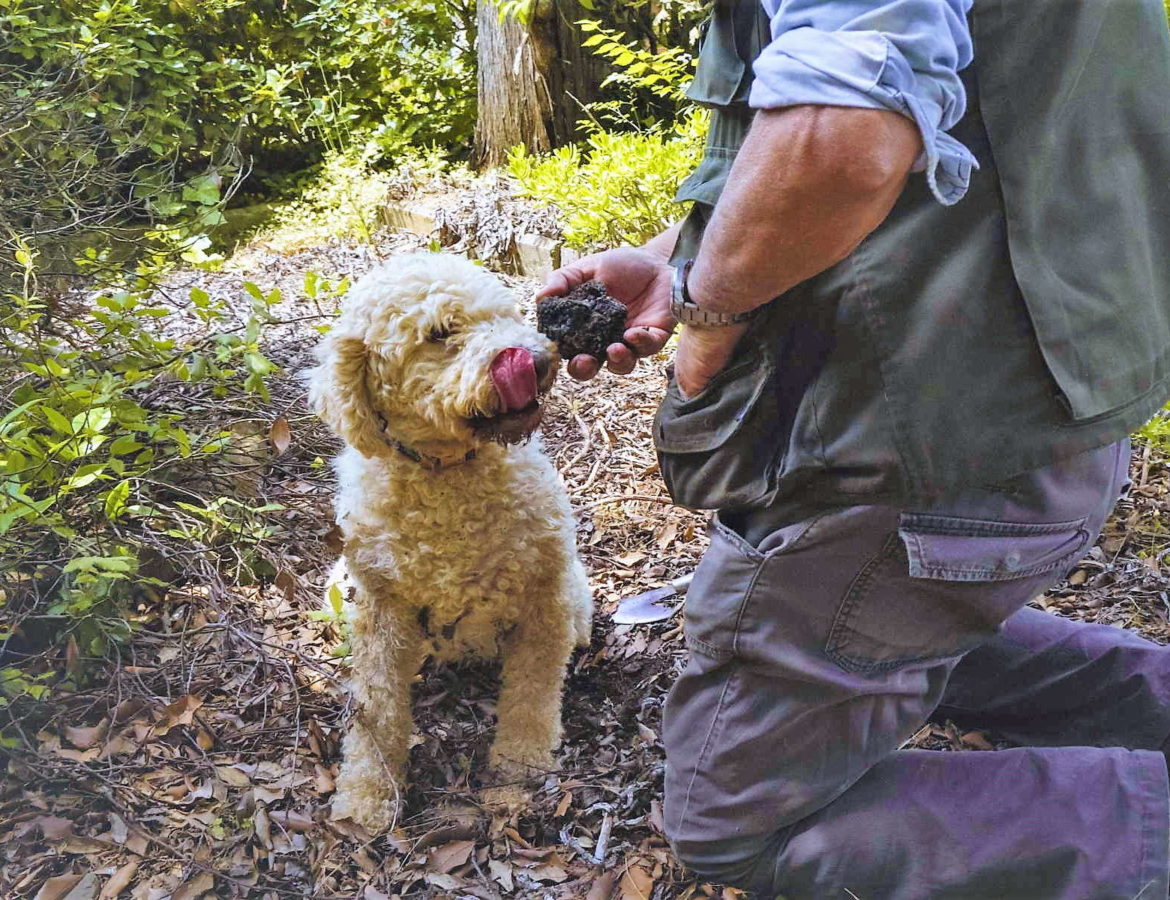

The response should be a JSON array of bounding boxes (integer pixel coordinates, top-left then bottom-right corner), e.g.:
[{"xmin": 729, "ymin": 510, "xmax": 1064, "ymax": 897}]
[{"xmin": 340, "ymin": 449, "xmax": 570, "ymax": 637}]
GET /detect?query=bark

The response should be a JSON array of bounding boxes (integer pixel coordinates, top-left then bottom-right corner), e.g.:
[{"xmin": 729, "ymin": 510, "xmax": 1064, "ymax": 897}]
[{"xmin": 473, "ymin": 0, "xmax": 610, "ymax": 169}]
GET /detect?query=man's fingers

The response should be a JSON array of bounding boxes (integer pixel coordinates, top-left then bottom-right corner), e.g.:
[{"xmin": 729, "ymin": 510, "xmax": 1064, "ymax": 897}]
[
  {"xmin": 624, "ymin": 325, "xmax": 672, "ymax": 357},
  {"xmin": 536, "ymin": 261, "xmax": 596, "ymax": 302},
  {"xmin": 605, "ymin": 344, "xmax": 637, "ymax": 375},
  {"xmin": 567, "ymin": 354, "xmax": 601, "ymax": 381}
]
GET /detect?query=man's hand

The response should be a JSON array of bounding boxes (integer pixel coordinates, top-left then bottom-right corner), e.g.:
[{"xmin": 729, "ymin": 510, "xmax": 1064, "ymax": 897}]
[
  {"xmin": 675, "ymin": 322, "xmax": 750, "ymax": 399},
  {"xmin": 537, "ymin": 246, "xmax": 675, "ymax": 381}
]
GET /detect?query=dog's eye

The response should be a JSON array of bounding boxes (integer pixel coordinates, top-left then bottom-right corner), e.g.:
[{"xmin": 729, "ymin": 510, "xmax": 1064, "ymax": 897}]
[{"xmin": 427, "ymin": 326, "xmax": 454, "ymax": 343}]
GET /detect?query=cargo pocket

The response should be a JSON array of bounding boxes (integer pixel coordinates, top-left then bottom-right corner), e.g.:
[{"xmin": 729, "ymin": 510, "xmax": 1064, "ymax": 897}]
[
  {"xmin": 825, "ymin": 513, "xmax": 1091, "ymax": 675},
  {"xmin": 654, "ymin": 341, "xmax": 784, "ymax": 511},
  {"xmin": 683, "ymin": 517, "xmax": 763, "ymax": 660}
]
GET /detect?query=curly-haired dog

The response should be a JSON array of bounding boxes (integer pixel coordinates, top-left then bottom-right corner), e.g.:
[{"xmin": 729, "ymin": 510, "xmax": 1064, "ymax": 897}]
[{"xmin": 308, "ymin": 252, "xmax": 593, "ymax": 832}]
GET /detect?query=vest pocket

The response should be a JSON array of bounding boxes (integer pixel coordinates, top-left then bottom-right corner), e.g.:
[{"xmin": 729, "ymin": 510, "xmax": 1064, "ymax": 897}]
[
  {"xmin": 654, "ymin": 341, "xmax": 784, "ymax": 510},
  {"xmin": 824, "ymin": 514, "xmax": 1090, "ymax": 675}
]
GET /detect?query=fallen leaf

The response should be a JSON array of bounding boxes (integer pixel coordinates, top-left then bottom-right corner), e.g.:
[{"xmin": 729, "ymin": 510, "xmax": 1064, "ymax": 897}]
[
  {"xmin": 170, "ymin": 871, "xmax": 215, "ymax": 900},
  {"xmin": 586, "ymin": 871, "xmax": 617, "ymax": 900},
  {"xmin": 429, "ymin": 839, "xmax": 475, "ymax": 874},
  {"xmin": 531, "ymin": 863, "xmax": 570, "ymax": 883},
  {"xmin": 555, "ymin": 791, "xmax": 573, "ymax": 817},
  {"xmin": 34, "ymin": 874, "xmax": 82, "ymax": 900},
  {"xmin": 424, "ymin": 873, "xmax": 463, "ymax": 890},
  {"xmin": 64, "ymin": 722, "xmax": 107, "ymax": 749},
  {"xmin": 655, "ymin": 521, "xmax": 678, "ymax": 551},
  {"xmin": 488, "ymin": 859, "xmax": 514, "ymax": 892},
  {"xmin": 34, "ymin": 815, "xmax": 75, "ymax": 841},
  {"xmin": 253, "ymin": 806, "xmax": 272, "ymax": 850},
  {"xmin": 268, "ymin": 417, "xmax": 291, "ymax": 455},
  {"xmin": 99, "ymin": 859, "xmax": 139, "ymax": 899},
  {"xmin": 961, "ymin": 731, "xmax": 994, "ymax": 751},
  {"xmin": 619, "ymin": 863, "xmax": 655, "ymax": 900},
  {"xmin": 214, "ymin": 765, "xmax": 252, "ymax": 788},
  {"xmin": 153, "ymin": 695, "xmax": 204, "ymax": 736}
]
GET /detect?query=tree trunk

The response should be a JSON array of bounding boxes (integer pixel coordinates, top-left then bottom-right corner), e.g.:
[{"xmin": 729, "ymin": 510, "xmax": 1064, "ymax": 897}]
[
  {"xmin": 473, "ymin": 0, "xmax": 610, "ymax": 169},
  {"xmin": 473, "ymin": 2, "xmax": 556, "ymax": 168}
]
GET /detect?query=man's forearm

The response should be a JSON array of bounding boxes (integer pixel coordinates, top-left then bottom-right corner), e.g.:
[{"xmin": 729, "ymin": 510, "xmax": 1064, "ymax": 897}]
[{"xmin": 689, "ymin": 105, "xmax": 923, "ymax": 315}]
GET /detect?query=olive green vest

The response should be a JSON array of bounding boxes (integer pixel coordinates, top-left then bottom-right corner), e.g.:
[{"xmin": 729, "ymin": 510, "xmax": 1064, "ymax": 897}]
[{"xmin": 656, "ymin": 0, "xmax": 1170, "ymax": 508}]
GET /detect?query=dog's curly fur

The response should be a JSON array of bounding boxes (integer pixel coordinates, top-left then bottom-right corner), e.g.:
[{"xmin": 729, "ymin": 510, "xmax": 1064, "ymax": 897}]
[{"xmin": 308, "ymin": 253, "xmax": 593, "ymax": 832}]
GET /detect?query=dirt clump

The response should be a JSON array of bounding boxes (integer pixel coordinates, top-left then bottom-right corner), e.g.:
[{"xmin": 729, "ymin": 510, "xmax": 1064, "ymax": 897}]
[{"xmin": 537, "ymin": 280, "xmax": 628, "ymax": 361}]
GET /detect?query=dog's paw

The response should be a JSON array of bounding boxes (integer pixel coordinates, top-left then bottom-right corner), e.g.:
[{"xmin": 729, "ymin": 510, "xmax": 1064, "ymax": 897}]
[{"xmin": 480, "ymin": 783, "xmax": 531, "ymax": 815}]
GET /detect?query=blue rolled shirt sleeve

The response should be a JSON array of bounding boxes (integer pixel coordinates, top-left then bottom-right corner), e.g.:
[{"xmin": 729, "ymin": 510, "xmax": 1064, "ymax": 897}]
[{"xmin": 751, "ymin": 0, "xmax": 977, "ymax": 205}]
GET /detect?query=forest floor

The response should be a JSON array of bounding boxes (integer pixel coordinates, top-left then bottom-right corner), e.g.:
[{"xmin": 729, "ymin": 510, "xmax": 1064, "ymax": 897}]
[{"xmin": 7, "ymin": 227, "xmax": 1170, "ymax": 900}]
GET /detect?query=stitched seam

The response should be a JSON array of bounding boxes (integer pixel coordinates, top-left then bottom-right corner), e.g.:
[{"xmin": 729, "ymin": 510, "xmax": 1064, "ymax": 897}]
[
  {"xmin": 825, "ymin": 532, "xmax": 898, "ymax": 657},
  {"xmin": 731, "ymin": 558, "xmax": 767, "ymax": 656},
  {"xmin": 901, "ymin": 515, "xmax": 1087, "ymax": 536},
  {"xmin": 676, "ymin": 668, "xmax": 738, "ymax": 837},
  {"xmin": 686, "ymin": 634, "xmax": 732, "ymax": 659}
]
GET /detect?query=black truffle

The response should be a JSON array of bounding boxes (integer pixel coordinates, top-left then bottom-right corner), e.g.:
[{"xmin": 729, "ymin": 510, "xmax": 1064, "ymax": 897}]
[{"xmin": 537, "ymin": 281, "xmax": 628, "ymax": 361}]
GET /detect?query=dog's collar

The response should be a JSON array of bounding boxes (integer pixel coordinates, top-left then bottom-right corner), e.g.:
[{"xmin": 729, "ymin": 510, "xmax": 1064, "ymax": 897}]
[
  {"xmin": 390, "ymin": 438, "xmax": 477, "ymax": 471},
  {"xmin": 376, "ymin": 414, "xmax": 477, "ymax": 471}
]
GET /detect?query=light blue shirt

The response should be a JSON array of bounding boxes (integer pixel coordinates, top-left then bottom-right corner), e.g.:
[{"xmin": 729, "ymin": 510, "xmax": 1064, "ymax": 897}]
[{"xmin": 751, "ymin": 0, "xmax": 977, "ymax": 205}]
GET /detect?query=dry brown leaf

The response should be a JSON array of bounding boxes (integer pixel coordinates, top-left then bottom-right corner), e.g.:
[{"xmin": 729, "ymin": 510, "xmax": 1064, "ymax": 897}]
[
  {"xmin": 170, "ymin": 871, "xmax": 215, "ymax": 900},
  {"xmin": 428, "ymin": 839, "xmax": 475, "ymax": 874},
  {"xmin": 618, "ymin": 863, "xmax": 655, "ymax": 900},
  {"xmin": 488, "ymin": 859, "xmax": 514, "ymax": 892},
  {"xmin": 586, "ymin": 871, "xmax": 618, "ymax": 900},
  {"xmin": 153, "ymin": 695, "xmax": 204, "ymax": 735},
  {"xmin": 253, "ymin": 806, "xmax": 273, "ymax": 850},
  {"xmin": 268, "ymin": 810, "xmax": 314, "ymax": 832},
  {"xmin": 961, "ymin": 731, "xmax": 994, "ymax": 751},
  {"xmin": 655, "ymin": 521, "xmax": 678, "ymax": 551},
  {"xmin": 34, "ymin": 815, "xmax": 75, "ymax": 841},
  {"xmin": 214, "ymin": 765, "xmax": 252, "ymax": 788},
  {"xmin": 64, "ymin": 722, "xmax": 107, "ymax": 749},
  {"xmin": 34, "ymin": 874, "xmax": 82, "ymax": 900},
  {"xmin": 268, "ymin": 416, "xmax": 292, "ymax": 455},
  {"xmin": 554, "ymin": 791, "xmax": 573, "ymax": 817},
  {"xmin": 99, "ymin": 859, "xmax": 139, "ymax": 899}
]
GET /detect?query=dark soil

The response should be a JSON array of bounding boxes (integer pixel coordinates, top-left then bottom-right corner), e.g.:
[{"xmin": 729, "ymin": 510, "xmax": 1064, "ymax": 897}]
[{"xmin": 537, "ymin": 282, "xmax": 628, "ymax": 361}]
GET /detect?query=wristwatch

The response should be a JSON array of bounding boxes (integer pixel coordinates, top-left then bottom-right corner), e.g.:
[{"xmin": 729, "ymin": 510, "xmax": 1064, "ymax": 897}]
[{"xmin": 670, "ymin": 259, "xmax": 758, "ymax": 327}]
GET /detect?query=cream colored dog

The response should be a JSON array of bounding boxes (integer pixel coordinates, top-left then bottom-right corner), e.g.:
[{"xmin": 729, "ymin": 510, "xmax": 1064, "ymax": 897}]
[{"xmin": 308, "ymin": 252, "xmax": 593, "ymax": 832}]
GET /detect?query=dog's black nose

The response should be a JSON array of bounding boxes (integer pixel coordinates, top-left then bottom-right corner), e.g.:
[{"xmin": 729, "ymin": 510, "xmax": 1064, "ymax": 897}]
[{"xmin": 532, "ymin": 350, "xmax": 554, "ymax": 384}]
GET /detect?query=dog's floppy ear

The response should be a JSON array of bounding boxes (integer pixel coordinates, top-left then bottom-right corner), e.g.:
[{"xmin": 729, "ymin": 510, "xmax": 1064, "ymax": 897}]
[{"xmin": 308, "ymin": 333, "xmax": 387, "ymax": 458}]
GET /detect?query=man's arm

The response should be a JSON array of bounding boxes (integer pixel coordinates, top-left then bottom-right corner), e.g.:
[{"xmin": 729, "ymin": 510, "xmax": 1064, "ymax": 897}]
[
  {"xmin": 689, "ymin": 104, "xmax": 922, "ymax": 318},
  {"xmin": 673, "ymin": 104, "xmax": 922, "ymax": 395}
]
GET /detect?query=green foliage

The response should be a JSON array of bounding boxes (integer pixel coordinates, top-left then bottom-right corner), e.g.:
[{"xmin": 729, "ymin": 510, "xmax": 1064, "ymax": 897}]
[
  {"xmin": 508, "ymin": 110, "xmax": 707, "ymax": 250},
  {"xmin": 579, "ymin": 18, "xmax": 695, "ymax": 109},
  {"xmin": 0, "ymin": 0, "xmax": 476, "ymax": 263},
  {"xmin": 0, "ymin": 243, "xmax": 280, "ymax": 706}
]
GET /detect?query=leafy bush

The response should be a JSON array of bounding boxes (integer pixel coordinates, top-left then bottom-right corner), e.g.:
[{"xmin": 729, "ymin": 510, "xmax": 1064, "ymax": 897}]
[
  {"xmin": 0, "ymin": 0, "xmax": 476, "ymax": 264},
  {"xmin": 507, "ymin": 110, "xmax": 707, "ymax": 250},
  {"xmin": 0, "ymin": 245, "xmax": 283, "ymax": 719}
]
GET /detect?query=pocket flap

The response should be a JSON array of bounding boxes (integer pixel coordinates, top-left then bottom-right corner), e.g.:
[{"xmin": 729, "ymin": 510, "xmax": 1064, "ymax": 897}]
[
  {"xmin": 654, "ymin": 350, "xmax": 773, "ymax": 454},
  {"xmin": 898, "ymin": 513, "xmax": 1090, "ymax": 582}
]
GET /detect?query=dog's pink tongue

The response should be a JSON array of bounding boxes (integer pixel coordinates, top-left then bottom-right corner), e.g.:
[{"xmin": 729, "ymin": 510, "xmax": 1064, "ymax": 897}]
[{"xmin": 490, "ymin": 348, "xmax": 538, "ymax": 413}]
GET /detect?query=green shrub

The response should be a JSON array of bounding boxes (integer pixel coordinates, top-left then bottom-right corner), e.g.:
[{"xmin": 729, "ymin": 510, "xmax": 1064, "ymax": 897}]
[
  {"xmin": 0, "ymin": 244, "xmax": 282, "ymax": 721},
  {"xmin": 507, "ymin": 110, "xmax": 707, "ymax": 250},
  {"xmin": 0, "ymin": 0, "xmax": 476, "ymax": 263}
]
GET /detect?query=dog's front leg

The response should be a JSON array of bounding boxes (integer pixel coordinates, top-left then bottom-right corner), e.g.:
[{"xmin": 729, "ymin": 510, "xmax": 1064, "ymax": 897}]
[
  {"xmin": 488, "ymin": 604, "xmax": 573, "ymax": 797},
  {"xmin": 332, "ymin": 575, "xmax": 418, "ymax": 833}
]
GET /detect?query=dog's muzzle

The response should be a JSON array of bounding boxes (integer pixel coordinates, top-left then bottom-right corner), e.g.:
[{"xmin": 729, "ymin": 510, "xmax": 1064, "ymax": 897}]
[{"xmin": 474, "ymin": 347, "xmax": 557, "ymax": 443}]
